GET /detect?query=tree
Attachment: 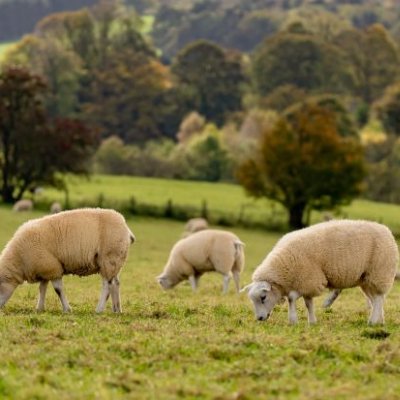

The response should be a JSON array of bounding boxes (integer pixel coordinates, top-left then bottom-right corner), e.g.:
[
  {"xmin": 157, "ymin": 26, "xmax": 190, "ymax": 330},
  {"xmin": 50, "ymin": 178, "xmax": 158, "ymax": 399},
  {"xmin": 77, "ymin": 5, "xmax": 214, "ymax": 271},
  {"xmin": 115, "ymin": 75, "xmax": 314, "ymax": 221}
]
[
  {"xmin": 82, "ymin": 49, "xmax": 172, "ymax": 143},
  {"xmin": 375, "ymin": 82, "xmax": 400, "ymax": 136},
  {"xmin": 3, "ymin": 35, "xmax": 83, "ymax": 117},
  {"xmin": 334, "ymin": 24, "xmax": 400, "ymax": 104},
  {"xmin": 172, "ymin": 40, "xmax": 246, "ymax": 126},
  {"xmin": 236, "ymin": 104, "xmax": 366, "ymax": 229},
  {"xmin": 0, "ymin": 67, "xmax": 99, "ymax": 203},
  {"xmin": 251, "ymin": 29, "xmax": 347, "ymax": 97}
]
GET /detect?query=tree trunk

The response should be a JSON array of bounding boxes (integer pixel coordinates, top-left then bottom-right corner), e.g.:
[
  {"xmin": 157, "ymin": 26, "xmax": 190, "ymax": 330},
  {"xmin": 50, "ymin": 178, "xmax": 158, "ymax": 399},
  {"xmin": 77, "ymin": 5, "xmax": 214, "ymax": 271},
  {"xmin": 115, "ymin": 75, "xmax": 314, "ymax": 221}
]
[{"xmin": 288, "ymin": 203, "xmax": 306, "ymax": 230}]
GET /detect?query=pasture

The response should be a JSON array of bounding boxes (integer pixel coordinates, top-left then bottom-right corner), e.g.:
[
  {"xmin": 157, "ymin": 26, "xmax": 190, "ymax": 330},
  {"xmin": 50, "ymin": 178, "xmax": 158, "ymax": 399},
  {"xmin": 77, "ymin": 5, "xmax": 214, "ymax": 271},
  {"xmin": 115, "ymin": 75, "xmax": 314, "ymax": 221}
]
[{"xmin": 0, "ymin": 203, "xmax": 400, "ymax": 399}]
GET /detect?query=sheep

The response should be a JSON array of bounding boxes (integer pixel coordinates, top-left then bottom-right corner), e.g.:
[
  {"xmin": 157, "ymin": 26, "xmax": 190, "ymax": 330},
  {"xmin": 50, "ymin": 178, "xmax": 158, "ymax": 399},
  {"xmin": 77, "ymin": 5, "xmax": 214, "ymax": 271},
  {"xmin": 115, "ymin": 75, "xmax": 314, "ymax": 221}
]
[
  {"xmin": 241, "ymin": 220, "xmax": 399, "ymax": 325},
  {"xmin": 157, "ymin": 229, "xmax": 245, "ymax": 293},
  {"xmin": 50, "ymin": 201, "xmax": 62, "ymax": 214},
  {"xmin": 0, "ymin": 208, "xmax": 135, "ymax": 313},
  {"xmin": 182, "ymin": 217, "xmax": 209, "ymax": 237},
  {"xmin": 12, "ymin": 199, "xmax": 33, "ymax": 212}
]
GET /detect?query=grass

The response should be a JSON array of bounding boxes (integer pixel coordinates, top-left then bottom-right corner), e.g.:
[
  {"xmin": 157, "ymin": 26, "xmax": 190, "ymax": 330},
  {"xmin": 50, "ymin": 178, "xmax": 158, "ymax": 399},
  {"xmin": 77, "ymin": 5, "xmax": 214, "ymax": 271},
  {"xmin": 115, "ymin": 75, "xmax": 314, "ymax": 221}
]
[
  {"xmin": 0, "ymin": 205, "xmax": 400, "ymax": 399},
  {"xmin": 38, "ymin": 174, "xmax": 400, "ymax": 233}
]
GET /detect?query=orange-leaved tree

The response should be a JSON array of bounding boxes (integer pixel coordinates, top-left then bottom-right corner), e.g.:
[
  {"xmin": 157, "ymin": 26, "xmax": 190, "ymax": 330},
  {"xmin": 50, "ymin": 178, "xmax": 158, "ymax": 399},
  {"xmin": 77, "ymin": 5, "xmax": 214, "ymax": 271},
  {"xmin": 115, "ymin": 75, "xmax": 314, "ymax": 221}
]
[{"xmin": 236, "ymin": 104, "xmax": 366, "ymax": 230}]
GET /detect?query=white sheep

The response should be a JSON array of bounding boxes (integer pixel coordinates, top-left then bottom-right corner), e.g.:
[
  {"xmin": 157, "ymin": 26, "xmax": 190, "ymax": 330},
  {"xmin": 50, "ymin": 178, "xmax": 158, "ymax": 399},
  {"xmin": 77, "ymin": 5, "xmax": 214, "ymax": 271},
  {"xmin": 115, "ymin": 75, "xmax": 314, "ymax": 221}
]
[
  {"xmin": 0, "ymin": 208, "xmax": 135, "ymax": 313},
  {"xmin": 12, "ymin": 199, "xmax": 33, "ymax": 212},
  {"xmin": 242, "ymin": 220, "xmax": 399, "ymax": 325},
  {"xmin": 182, "ymin": 217, "xmax": 209, "ymax": 237},
  {"xmin": 50, "ymin": 201, "xmax": 62, "ymax": 214},
  {"xmin": 158, "ymin": 229, "xmax": 245, "ymax": 293}
]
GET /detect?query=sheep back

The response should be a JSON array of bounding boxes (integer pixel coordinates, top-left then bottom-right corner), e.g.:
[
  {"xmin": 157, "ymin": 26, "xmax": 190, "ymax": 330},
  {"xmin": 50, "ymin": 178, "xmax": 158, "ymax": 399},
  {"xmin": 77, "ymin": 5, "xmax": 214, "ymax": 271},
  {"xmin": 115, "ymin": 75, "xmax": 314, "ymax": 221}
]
[
  {"xmin": 12, "ymin": 199, "xmax": 33, "ymax": 212},
  {"xmin": 252, "ymin": 220, "xmax": 399, "ymax": 297},
  {"xmin": 166, "ymin": 229, "xmax": 244, "ymax": 275},
  {"xmin": 1, "ymin": 208, "xmax": 133, "ymax": 283}
]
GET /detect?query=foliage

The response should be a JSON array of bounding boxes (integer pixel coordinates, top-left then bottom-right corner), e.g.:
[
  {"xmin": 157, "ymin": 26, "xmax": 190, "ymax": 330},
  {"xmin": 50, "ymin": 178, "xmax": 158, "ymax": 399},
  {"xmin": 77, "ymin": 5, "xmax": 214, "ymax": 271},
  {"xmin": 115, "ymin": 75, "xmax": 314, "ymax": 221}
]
[
  {"xmin": 176, "ymin": 111, "xmax": 206, "ymax": 143},
  {"xmin": 3, "ymin": 35, "xmax": 83, "ymax": 117},
  {"xmin": 285, "ymin": 94, "xmax": 358, "ymax": 138},
  {"xmin": 0, "ymin": 66, "xmax": 98, "ymax": 203},
  {"xmin": 364, "ymin": 137, "xmax": 400, "ymax": 203},
  {"xmin": 251, "ymin": 29, "xmax": 348, "ymax": 97},
  {"xmin": 236, "ymin": 104, "xmax": 366, "ymax": 229},
  {"xmin": 94, "ymin": 136, "xmax": 178, "ymax": 178},
  {"xmin": 82, "ymin": 49, "xmax": 171, "ymax": 143},
  {"xmin": 374, "ymin": 82, "xmax": 400, "ymax": 136},
  {"xmin": 172, "ymin": 40, "xmax": 246, "ymax": 126},
  {"xmin": 334, "ymin": 24, "xmax": 400, "ymax": 104},
  {"xmin": 181, "ymin": 124, "xmax": 232, "ymax": 182}
]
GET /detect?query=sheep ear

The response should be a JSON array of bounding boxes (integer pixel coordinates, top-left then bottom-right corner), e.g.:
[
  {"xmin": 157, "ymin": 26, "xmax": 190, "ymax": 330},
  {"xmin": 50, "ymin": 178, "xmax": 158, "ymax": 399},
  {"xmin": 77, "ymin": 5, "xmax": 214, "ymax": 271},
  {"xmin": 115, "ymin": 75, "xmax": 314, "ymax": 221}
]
[{"xmin": 240, "ymin": 283, "xmax": 254, "ymax": 293}]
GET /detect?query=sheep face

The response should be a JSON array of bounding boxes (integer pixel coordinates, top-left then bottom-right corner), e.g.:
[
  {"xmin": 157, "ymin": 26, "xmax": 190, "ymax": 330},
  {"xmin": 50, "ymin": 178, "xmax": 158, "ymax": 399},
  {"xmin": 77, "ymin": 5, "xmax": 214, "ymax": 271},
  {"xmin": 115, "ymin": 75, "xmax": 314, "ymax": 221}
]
[
  {"xmin": 157, "ymin": 274, "xmax": 178, "ymax": 290},
  {"xmin": 246, "ymin": 281, "xmax": 282, "ymax": 321}
]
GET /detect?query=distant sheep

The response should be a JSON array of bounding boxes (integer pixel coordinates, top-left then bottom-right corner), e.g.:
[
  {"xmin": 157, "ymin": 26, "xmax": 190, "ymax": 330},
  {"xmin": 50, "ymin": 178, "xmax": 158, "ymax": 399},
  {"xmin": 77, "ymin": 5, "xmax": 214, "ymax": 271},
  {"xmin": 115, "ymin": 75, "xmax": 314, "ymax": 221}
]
[
  {"xmin": 242, "ymin": 220, "xmax": 398, "ymax": 325},
  {"xmin": 12, "ymin": 199, "xmax": 33, "ymax": 212},
  {"xmin": 158, "ymin": 229, "xmax": 245, "ymax": 293},
  {"xmin": 0, "ymin": 208, "xmax": 135, "ymax": 313},
  {"xmin": 182, "ymin": 217, "xmax": 209, "ymax": 237},
  {"xmin": 50, "ymin": 202, "xmax": 62, "ymax": 214}
]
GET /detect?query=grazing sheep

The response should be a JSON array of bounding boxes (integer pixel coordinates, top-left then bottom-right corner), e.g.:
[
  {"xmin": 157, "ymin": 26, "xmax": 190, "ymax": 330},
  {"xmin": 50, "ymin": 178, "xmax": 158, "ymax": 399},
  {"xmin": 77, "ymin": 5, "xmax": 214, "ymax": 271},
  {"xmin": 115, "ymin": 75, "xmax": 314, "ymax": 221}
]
[
  {"xmin": 158, "ymin": 229, "xmax": 245, "ymax": 293},
  {"xmin": 182, "ymin": 217, "xmax": 209, "ymax": 237},
  {"xmin": 12, "ymin": 199, "xmax": 33, "ymax": 212},
  {"xmin": 242, "ymin": 220, "xmax": 399, "ymax": 325},
  {"xmin": 50, "ymin": 201, "xmax": 62, "ymax": 214},
  {"xmin": 0, "ymin": 208, "xmax": 135, "ymax": 313}
]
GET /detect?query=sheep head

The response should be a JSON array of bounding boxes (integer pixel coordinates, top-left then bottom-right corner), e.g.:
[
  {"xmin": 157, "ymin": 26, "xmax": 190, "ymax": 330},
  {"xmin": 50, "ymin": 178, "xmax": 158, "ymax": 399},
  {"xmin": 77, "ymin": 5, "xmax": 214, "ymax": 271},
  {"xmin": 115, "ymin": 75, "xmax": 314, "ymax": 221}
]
[{"xmin": 241, "ymin": 281, "xmax": 282, "ymax": 321}]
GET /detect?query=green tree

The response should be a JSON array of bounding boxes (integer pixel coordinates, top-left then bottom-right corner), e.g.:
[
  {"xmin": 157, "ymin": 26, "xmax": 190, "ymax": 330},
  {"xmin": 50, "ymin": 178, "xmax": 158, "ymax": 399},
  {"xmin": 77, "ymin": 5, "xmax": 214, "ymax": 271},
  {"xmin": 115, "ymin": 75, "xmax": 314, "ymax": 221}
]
[
  {"xmin": 251, "ymin": 29, "xmax": 347, "ymax": 97},
  {"xmin": 375, "ymin": 82, "xmax": 400, "ymax": 136},
  {"xmin": 3, "ymin": 35, "xmax": 83, "ymax": 117},
  {"xmin": 236, "ymin": 104, "xmax": 366, "ymax": 229},
  {"xmin": 82, "ymin": 49, "xmax": 171, "ymax": 143},
  {"xmin": 172, "ymin": 40, "xmax": 245, "ymax": 126},
  {"xmin": 0, "ymin": 67, "xmax": 98, "ymax": 203},
  {"xmin": 334, "ymin": 24, "xmax": 400, "ymax": 104}
]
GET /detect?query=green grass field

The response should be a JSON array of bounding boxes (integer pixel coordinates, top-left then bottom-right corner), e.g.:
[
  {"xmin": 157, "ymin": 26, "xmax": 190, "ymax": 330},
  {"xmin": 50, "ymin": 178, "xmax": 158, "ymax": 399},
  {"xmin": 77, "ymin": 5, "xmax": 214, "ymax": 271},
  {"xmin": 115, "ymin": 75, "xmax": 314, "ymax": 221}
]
[
  {"xmin": 1, "ymin": 197, "xmax": 400, "ymax": 399},
  {"xmin": 39, "ymin": 174, "xmax": 400, "ymax": 234}
]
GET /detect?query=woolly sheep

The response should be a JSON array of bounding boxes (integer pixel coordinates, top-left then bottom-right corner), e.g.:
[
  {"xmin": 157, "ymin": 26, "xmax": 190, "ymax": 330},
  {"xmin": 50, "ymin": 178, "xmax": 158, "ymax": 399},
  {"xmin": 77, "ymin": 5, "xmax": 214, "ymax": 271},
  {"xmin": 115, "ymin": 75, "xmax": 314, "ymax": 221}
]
[
  {"xmin": 158, "ymin": 229, "xmax": 245, "ymax": 293},
  {"xmin": 50, "ymin": 201, "xmax": 62, "ymax": 214},
  {"xmin": 182, "ymin": 217, "xmax": 209, "ymax": 237},
  {"xmin": 0, "ymin": 208, "xmax": 135, "ymax": 313},
  {"xmin": 242, "ymin": 220, "xmax": 399, "ymax": 325},
  {"xmin": 12, "ymin": 199, "xmax": 33, "ymax": 212}
]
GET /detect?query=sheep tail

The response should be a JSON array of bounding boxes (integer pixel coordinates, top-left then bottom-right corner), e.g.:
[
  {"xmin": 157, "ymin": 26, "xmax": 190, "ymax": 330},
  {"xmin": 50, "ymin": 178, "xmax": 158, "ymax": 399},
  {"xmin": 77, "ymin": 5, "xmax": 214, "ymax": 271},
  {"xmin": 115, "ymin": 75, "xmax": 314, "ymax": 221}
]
[{"xmin": 233, "ymin": 240, "xmax": 245, "ymax": 272}]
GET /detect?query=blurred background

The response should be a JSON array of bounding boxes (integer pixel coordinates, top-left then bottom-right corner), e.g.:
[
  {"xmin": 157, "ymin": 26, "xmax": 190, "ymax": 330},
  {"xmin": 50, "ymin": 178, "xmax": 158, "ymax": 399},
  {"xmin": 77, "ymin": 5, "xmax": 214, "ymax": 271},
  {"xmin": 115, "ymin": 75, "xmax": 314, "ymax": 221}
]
[{"xmin": 1, "ymin": 0, "xmax": 400, "ymax": 230}]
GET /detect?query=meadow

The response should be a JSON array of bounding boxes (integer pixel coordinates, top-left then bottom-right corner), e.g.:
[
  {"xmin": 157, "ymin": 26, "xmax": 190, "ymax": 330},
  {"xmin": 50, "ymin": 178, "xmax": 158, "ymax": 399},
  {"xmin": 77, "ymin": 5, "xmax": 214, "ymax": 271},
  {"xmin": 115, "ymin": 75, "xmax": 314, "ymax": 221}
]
[{"xmin": 1, "ymin": 177, "xmax": 400, "ymax": 399}]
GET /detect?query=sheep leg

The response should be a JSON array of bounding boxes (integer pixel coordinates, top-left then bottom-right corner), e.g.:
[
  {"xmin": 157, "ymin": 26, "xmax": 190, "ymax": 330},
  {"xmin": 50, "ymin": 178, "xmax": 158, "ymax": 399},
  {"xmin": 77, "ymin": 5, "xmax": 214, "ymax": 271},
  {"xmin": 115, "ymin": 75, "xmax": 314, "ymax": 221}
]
[
  {"xmin": 109, "ymin": 276, "xmax": 122, "ymax": 313},
  {"xmin": 96, "ymin": 278, "xmax": 110, "ymax": 313},
  {"xmin": 368, "ymin": 294, "xmax": 385, "ymax": 325},
  {"xmin": 222, "ymin": 274, "xmax": 231, "ymax": 294},
  {"xmin": 288, "ymin": 291, "xmax": 300, "ymax": 324},
  {"xmin": 51, "ymin": 278, "xmax": 72, "ymax": 313},
  {"xmin": 36, "ymin": 280, "xmax": 49, "ymax": 312},
  {"xmin": 232, "ymin": 270, "xmax": 240, "ymax": 293},
  {"xmin": 188, "ymin": 275, "xmax": 199, "ymax": 291},
  {"xmin": 304, "ymin": 296, "xmax": 317, "ymax": 324},
  {"xmin": 322, "ymin": 289, "xmax": 342, "ymax": 308},
  {"xmin": 0, "ymin": 282, "xmax": 16, "ymax": 308}
]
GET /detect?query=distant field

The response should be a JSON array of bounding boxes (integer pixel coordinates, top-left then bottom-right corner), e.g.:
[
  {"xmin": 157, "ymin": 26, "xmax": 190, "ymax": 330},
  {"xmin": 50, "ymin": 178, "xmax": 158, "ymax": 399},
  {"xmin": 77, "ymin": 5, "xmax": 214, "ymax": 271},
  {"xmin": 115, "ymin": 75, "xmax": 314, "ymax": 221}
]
[
  {"xmin": 38, "ymin": 174, "xmax": 400, "ymax": 233},
  {"xmin": 0, "ymin": 207, "xmax": 400, "ymax": 399}
]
